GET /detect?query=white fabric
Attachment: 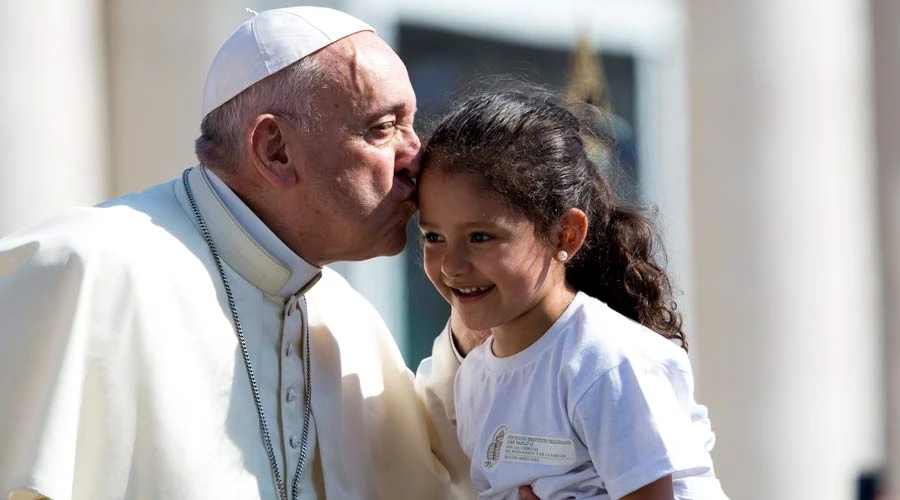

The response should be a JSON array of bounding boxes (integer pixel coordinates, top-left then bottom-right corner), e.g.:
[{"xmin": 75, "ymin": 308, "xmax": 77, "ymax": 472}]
[
  {"xmin": 201, "ymin": 6, "xmax": 374, "ymax": 118},
  {"xmin": 417, "ymin": 327, "xmax": 480, "ymax": 500},
  {"xmin": 0, "ymin": 166, "xmax": 465, "ymax": 499},
  {"xmin": 204, "ymin": 166, "xmax": 319, "ymax": 297},
  {"xmin": 454, "ymin": 292, "xmax": 728, "ymax": 500}
]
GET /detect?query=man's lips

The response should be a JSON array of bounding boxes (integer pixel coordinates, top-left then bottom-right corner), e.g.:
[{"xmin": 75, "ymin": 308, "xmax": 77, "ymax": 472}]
[{"xmin": 395, "ymin": 175, "xmax": 417, "ymax": 204}]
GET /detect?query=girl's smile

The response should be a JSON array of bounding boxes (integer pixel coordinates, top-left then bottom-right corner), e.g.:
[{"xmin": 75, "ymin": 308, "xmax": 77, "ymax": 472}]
[{"xmin": 448, "ymin": 284, "xmax": 496, "ymax": 302}]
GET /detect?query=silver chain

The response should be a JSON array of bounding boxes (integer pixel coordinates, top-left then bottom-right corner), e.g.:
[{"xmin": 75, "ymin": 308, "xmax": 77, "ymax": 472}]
[{"xmin": 183, "ymin": 168, "xmax": 313, "ymax": 500}]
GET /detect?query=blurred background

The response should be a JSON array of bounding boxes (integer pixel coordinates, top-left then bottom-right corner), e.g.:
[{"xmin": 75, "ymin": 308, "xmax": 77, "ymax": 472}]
[{"xmin": 0, "ymin": 0, "xmax": 897, "ymax": 498}]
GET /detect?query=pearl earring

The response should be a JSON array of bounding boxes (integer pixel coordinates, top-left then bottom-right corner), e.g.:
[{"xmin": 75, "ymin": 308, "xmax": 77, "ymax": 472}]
[{"xmin": 556, "ymin": 250, "xmax": 568, "ymax": 262}]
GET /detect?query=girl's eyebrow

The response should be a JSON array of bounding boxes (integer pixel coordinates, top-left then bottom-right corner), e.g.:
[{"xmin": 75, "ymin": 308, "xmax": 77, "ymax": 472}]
[{"xmin": 418, "ymin": 219, "xmax": 499, "ymax": 232}]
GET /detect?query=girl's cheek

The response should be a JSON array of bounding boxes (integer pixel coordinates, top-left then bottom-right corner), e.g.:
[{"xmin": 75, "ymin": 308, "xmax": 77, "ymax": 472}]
[{"xmin": 423, "ymin": 253, "xmax": 441, "ymax": 285}]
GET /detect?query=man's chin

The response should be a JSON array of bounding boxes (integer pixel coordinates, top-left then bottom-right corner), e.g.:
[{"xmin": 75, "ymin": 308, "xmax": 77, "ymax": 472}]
[
  {"xmin": 380, "ymin": 233, "xmax": 408, "ymax": 257},
  {"xmin": 345, "ymin": 233, "xmax": 407, "ymax": 262}
]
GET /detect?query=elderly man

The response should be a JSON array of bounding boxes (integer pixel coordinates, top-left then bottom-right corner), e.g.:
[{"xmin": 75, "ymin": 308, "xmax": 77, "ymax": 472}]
[{"xmin": 0, "ymin": 7, "xmax": 476, "ymax": 500}]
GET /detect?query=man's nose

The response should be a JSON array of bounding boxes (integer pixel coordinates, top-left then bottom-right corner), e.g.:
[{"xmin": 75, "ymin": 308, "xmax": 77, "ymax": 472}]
[{"xmin": 396, "ymin": 127, "xmax": 422, "ymax": 178}]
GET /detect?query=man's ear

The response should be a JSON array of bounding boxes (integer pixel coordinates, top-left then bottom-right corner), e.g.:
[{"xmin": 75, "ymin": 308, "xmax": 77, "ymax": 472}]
[
  {"xmin": 554, "ymin": 208, "xmax": 589, "ymax": 257},
  {"xmin": 248, "ymin": 114, "xmax": 298, "ymax": 188}
]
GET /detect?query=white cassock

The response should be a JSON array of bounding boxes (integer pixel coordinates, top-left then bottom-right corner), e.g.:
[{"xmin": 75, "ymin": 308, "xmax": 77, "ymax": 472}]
[{"xmin": 0, "ymin": 166, "xmax": 474, "ymax": 500}]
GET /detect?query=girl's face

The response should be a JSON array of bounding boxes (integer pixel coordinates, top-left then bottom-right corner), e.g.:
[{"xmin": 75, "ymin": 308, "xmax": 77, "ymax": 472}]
[{"xmin": 418, "ymin": 167, "xmax": 569, "ymax": 339}]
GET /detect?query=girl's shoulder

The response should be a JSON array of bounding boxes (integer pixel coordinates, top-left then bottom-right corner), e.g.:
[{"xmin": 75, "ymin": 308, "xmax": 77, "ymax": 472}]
[{"xmin": 559, "ymin": 292, "xmax": 693, "ymax": 385}]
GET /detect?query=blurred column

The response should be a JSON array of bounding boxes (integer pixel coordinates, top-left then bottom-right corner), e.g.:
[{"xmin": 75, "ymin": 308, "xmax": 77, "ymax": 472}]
[
  {"xmin": 688, "ymin": 1, "xmax": 882, "ymax": 499},
  {"xmin": 105, "ymin": 0, "xmax": 246, "ymax": 195},
  {"xmin": 0, "ymin": 0, "xmax": 108, "ymax": 235},
  {"xmin": 633, "ymin": 16, "xmax": 695, "ymax": 359},
  {"xmin": 871, "ymin": 0, "xmax": 900, "ymax": 495}
]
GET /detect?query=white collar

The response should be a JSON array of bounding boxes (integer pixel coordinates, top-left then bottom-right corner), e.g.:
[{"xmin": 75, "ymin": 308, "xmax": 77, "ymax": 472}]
[{"xmin": 175, "ymin": 165, "xmax": 321, "ymax": 297}]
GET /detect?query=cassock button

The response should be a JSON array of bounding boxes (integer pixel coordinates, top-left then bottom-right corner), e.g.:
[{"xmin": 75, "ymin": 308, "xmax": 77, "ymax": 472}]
[
  {"xmin": 285, "ymin": 343, "xmax": 295, "ymax": 357},
  {"xmin": 286, "ymin": 388, "xmax": 297, "ymax": 403},
  {"xmin": 289, "ymin": 434, "xmax": 302, "ymax": 449}
]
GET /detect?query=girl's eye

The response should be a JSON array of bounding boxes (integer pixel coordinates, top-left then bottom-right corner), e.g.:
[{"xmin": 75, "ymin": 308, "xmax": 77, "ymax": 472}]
[
  {"xmin": 470, "ymin": 233, "xmax": 492, "ymax": 243},
  {"xmin": 422, "ymin": 232, "xmax": 444, "ymax": 243}
]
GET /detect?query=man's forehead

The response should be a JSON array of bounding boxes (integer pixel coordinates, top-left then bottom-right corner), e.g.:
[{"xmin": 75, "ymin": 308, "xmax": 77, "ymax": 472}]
[
  {"xmin": 324, "ymin": 33, "xmax": 406, "ymax": 76},
  {"xmin": 315, "ymin": 35, "xmax": 416, "ymax": 117}
]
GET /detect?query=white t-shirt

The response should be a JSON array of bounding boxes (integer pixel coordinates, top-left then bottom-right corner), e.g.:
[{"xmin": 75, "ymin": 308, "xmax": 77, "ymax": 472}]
[{"xmin": 454, "ymin": 292, "xmax": 728, "ymax": 500}]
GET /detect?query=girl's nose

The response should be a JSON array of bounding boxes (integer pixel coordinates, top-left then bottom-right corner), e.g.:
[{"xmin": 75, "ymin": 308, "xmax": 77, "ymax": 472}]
[{"xmin": 441, "ymin": 245, "xmax": 471, "ymax": 278}]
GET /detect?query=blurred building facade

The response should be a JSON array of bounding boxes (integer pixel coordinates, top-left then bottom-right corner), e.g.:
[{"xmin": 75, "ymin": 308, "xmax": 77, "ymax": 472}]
[{"xmin": 0, "ymin": 0, "xmax": 894, "ymax": 498}]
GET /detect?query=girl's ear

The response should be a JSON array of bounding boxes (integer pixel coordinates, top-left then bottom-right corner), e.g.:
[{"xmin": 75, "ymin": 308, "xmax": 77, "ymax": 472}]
[{"xmin": 554, "ymin": 208, "xmax": 588, "ymax": 259}]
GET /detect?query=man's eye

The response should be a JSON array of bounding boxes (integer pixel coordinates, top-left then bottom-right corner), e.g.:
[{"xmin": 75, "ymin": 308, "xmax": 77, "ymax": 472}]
[
  {"xmin": 366, "ymin": 121, "xmax": 396, "ymax": 143},
  {"xmin": 422, "ymin": 232, "xmax": 443, "ymax": 243},
  {"xmin": 470, "ymin": 233, "xmax": 492, "ymax": 243}
]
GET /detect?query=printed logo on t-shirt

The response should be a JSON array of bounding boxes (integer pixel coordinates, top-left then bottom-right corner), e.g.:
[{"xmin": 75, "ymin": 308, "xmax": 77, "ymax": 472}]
[
  {"xmin": 484, "ymin": 424, "xmax": 507, "ymax": 470},
  {"xmin": 483, "ymin": 424, "xmax": 577, "ymax": 469}
]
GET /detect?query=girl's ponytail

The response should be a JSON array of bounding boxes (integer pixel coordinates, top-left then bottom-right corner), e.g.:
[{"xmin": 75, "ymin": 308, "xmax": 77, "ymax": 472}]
[{"xmin": 567, "ymin": 183, "xmax": 686, "ymax": 348}]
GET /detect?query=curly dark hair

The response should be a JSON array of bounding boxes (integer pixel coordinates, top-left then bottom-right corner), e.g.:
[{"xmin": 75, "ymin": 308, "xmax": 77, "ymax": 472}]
[{"xmin": 422, "ymin": 86, "xmax": 686, "ymax": 349}]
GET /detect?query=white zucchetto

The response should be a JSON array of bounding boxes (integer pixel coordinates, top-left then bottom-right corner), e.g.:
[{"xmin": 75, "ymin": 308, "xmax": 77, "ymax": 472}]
[{"xmin": 201, "ymin": 6, "xmax": 374, "ymax": 119}]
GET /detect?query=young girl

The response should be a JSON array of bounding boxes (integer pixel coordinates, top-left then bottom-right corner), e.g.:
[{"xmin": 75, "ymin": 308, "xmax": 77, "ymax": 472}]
[{"xmin": 417, "ymin": 88, "xmax": 728, "ymax": 500}]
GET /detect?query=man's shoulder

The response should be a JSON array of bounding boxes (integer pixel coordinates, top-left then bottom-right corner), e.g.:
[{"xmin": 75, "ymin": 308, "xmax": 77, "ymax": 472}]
[
  {"xmin": 95, "ymin": 177, "xmax": 186, "ymax": 229},
  {"xmin": 311, "ymin": 267, "xmax": 376, "ymax": 312},
  {"xmin": 308, "ymin": 267, "xmax": 397, "ymax": 336},
  {"xmin": 0, "ymin": 178, "xmax": 193, "ymax": 267}
]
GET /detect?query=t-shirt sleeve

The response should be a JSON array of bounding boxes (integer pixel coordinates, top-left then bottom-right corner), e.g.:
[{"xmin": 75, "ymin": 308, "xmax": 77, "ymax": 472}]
[{"xmin": 570, "ymin": 357, "xmax": 714, "ymax": 500}]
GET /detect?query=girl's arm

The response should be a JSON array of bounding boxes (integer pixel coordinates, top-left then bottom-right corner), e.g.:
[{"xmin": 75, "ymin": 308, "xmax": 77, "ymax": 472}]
[
  {"xmin": 517, "ymin": 475, "xmax": 674, "ymax": 500},
  {"xmin": 620, "ymin": 475, "xmax": 674, "ymax": 500}
]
